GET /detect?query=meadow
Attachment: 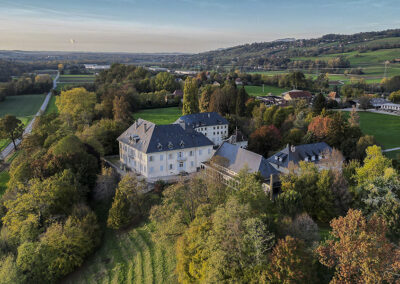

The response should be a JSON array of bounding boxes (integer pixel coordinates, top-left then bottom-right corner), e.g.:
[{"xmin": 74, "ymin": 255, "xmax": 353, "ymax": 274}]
[
  {"xmin": 63, "ymin": 223, "xmax": 177, "ymax": 284},
  {"xmin": 133, "ymin": 107, "xmax": 182, "ymax": 125},
  {"xmin": 45, "ymin": 95, "xmax": 58, "ymax": 114},
  {"xmin": 58, "ymin": 74, "xmax": 96, "ymax": 83},
  {"xmin": 245, "ymin": 85, "xmax": 290, "ymax": 97},
  {"xmin": 350, "ymin": 112, "xmax": 400, "ymax": 150}
]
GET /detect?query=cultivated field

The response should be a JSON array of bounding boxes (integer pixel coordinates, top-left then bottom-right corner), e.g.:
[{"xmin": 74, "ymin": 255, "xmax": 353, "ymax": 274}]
[
  {"xmin": 63, "ymin": 223, "xmax": 177, "ymax": 284},
  {"xmin": 245, "ymin": 85, "xmax": 290, "ymax": 96},
  {"xmin": 56, "ymin": 75, "xmax": 96, "ymax": 91},
  {"xmin": 133, "ymin": 107, "xmax": 182, "ymax": 125}
]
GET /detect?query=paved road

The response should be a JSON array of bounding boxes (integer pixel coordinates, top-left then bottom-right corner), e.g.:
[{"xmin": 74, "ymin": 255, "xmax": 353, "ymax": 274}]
[
  {"xmin": 0, "ymin": 73, "xmax": 59, "ymax": 160},
  {"xmin": 383, "ymin": 147, "xmax": 400, "ymax": 153}
]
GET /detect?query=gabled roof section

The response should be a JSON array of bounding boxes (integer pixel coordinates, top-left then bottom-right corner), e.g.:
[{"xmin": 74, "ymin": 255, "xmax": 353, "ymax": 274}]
[
  {"xmin": 118, "ymin": 119, "xmax": 213, "ymax": 153},
  {"xmin": 267, "ymin": 142, "xmax": 332, "ymax": 168},
  {"xmin": 213, "ymin": 142, "xmax": 278, "ymax": 179},
  {"xmin": 282, "ymin": 89, "xmax": 312, "ymax": 99},
  {"xmin": 175, "ymin": 112, "xmax": 229, "ymax": 128}
]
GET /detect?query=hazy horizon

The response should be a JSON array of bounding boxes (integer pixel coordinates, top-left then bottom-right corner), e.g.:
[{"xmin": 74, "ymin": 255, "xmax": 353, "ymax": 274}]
[{"xmin": 1, "ymin": 0, "xmax": 400, "ymax": 53}]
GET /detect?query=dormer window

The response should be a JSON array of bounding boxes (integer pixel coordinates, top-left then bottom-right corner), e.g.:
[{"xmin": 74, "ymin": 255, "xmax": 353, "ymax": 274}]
[
  {"xmin": 305, "ymin": 157, "xmax": 309, "ymax": 162},
  {"xmin": 311, "ymin": 156, "xmax": 316, "ymax": 161},
  {"xmin": 275, "ymin": 156, "xmax": 278, "ymax": 160},
  {"xmin": 180, "ymin": 140, "xmax": 185, "ymax": 148},
  {"xmin": 168, "ymin": 142, "xmax": 173, "ymax": 149},
  {"xmin": 278, "ymin": 157, "xmax": 282, "ymax": 162},
  {"xmin": 157, "ymin": 143, "xmax": 163, "ymax": 150}
]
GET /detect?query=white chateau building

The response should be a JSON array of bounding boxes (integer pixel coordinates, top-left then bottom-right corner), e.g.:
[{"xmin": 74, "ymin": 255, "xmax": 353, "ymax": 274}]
[
  {"xmin": 118, "ymin": 118, "xmax": 214, "ymax": 180},
  {"xmin": 174, "ymin": 112, "xmax": 229, "ymax": 146}
]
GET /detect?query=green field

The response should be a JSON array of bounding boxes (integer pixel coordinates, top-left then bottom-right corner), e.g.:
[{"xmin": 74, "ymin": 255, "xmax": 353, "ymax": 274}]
[
  {"xmin": 0, "ymin": 94, "xmax": 46, "ymax": 117},
  {"xmin": 63, "ymin": 223, "xmax": 177, "ymax": 284},
  {"xmin": 0, "ymin": 95, "xmax": 42, "ymax": 151},
  {"xmin": 352, "ymin": 112, "xmax": 400, "ymax": 150},
  {"xmin": 245, "ymin": 85, "xmax": 290, "ymax": 97},
  {"xmin": 45, "ymin": 95, "xmax": 58, "ymax": 114},
  {"xmin": 133, "ymin": 107, "xmax": 182, "ymax": 125}
]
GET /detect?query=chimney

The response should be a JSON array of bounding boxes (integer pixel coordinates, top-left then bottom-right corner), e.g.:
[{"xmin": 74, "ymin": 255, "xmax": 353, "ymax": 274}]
[{"xmin": 144, "ymin": 123, "xmax": 147, "ymax": 132}]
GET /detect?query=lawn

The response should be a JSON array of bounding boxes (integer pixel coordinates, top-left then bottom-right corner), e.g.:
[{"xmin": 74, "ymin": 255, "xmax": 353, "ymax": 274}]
[
  {"xmin": 133, "ymin": 107, "xmax": 182, "ymax": 125},
  {"xmin": 245, "ymin": 85, "xmax": 290, "ymax": 97},
  {"xmin": 0, "ymin": 94, "xmax": 46, "ymax": 117},
  {"xmin": 353, "ymin": 112, "xmax": 400, "ymax": 150},
  {"xmin": 45, "ymin": 95, "xmax": 58, "ymax": 114},
  {"xmin": 62, "ymin": 223, "xmax": 177, "ymax": 284}
]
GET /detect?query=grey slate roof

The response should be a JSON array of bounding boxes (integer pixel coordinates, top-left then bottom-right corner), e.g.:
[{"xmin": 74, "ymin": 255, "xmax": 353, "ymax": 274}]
[
  {"xmin": 175, "ymin": 112, "xmax": 229, "ymax": 129},
  {"xmin": 214, "ymin": 142, "xmax": 279, "ymax": 179},
  {"xmin": 118, "ymin": 119, "xmax": 213, "ymax": 154},
  {"xmin": 267, "ymin": 142, "xmax": 331, "ymax": 168}
]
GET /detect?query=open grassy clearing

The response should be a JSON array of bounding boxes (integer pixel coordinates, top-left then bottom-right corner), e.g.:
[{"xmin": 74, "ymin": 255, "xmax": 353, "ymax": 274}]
[
  {"xmin": 45, "ymin": 95, "xmax": 58, "ymax": 114},
  {"xmin": 63, "ymin": 223, "xmax": 177, "ymax": 284},
  {"xmin": 343, "ymin": 112, "xmax": 400, "ymax": 150},
  {"xmin": 245, "ymin": 85, "xmax": 290, "ymax": 96},
  {"xmin": 133, "ymin": 107, "xmax": 182, "ymax": 125}
]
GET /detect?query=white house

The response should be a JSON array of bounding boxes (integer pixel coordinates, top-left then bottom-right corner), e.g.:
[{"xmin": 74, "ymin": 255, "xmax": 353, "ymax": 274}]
[
  {"xmin": 382, "ymin": 103, "xmax": 400, "ymax": 111},
  {"xmin": 175, "ymin": 112, "xmax": 229, "ymax": 146},
  {"xmin": 118, "ymin": 119, "xmax": 214, "ymax": 180}
]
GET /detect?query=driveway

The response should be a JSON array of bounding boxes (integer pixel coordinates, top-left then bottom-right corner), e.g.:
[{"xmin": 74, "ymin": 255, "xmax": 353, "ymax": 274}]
[{"xmin": 0, "ymin": 72, "xmax": 59, "ymax": 160}]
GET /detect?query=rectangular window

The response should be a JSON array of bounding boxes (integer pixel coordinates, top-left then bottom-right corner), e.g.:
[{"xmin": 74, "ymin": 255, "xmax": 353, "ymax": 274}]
[
  {"xmin": 191, "ymin": 161, "xmax": 194, "ymax": 167},
  {"xmin": 217, "ymin": 126, "xmax": 219, "ymax": 129},
  {"xmin": 178, "ymin": 152, "xmax": 182, "ymax": 158},
  {"xmin": 179, "ymin": 162, "xmax": 183, "ymax": 168},
  {"xmin": 169, "ymin": 153, "xmax": 173, "ymax": 159},
  {"xmin": 149, "ymin": 156, "xmax": 153, "ymax": 162},
  {"xmin": 160, "ymin": 155, "xmax": 163, "ymax": 161},
  {"xmin": 150, "ymin": 167, "xmax": 154, "ymax": 173},
  {"xmin": 160, "ymin": 165, "xmax": 164, "ymax": 171},
  {"xmin": 190, "ymin": 151, "xmax": 193, "ymax": 156},
  {"xmin": 199, "ymin": 150, "xmax": 202, "ymax": 155},
  {"xmin": 169, "ymin": 164, "xmax": 173, "ymax": 170}
]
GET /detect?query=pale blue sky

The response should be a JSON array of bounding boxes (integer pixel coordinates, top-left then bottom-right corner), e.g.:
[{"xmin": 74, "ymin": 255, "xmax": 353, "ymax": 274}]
[{"xmin": 0, "ymin": 0, "xmax": 399, "ymax": 52}]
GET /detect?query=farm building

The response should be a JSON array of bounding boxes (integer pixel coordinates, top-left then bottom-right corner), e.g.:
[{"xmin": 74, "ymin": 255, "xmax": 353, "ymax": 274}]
[{"xmin": 282, "ymin": 89, "xmax": 313, "ymax": 102}]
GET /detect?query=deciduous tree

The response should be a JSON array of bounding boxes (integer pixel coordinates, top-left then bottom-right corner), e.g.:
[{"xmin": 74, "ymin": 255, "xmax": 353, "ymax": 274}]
[{"xmin": 0, "ymin": 115, "xmax": 24, "ymax": 150}]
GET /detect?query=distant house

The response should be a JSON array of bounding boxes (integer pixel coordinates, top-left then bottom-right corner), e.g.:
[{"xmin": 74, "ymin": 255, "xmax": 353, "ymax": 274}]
[
  {"xmin": 175, "ymin": 112, "xmax": 229, "ymax": 146},
  {"xmin": 370, "ymin": 98, "xmax": 390, "ymax": 109},
  {"xmin": 235, "ymin": 78, "xmax": 243, "ymax": 85},
  {"xmin": 118, "ymin": 119, "xmax": 214, "ymax": 181},
  {"xmin": 165, "ymin": 89, "xmax": 183, "ymax": 103},
  {"xmin": 202, "ymin": 142, "xmax": 333, "ymax": 194},
  {"xmin": 382, "ymin": 103, "xmax": 400, "ymax": 111},
  {"xmin": 282, "ymin": 90, "xmax": 313, "ymax": 102},
  {"xmin": 256, "ymin": 95, "xmax": 286, "ymax": 107},
  {"xmin": 328, "ymin": 92, "xmax": 341, "ymax": 103}
]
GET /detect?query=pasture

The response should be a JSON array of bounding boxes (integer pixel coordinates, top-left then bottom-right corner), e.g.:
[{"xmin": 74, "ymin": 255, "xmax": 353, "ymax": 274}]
[
  {"xmin": 245, "ymin": 85, "xmax": 290, "ymax": 97},
  {"xmin": 63, "ymin": 223, "xmax": 177, "ymax": 284},
  {"xmin": 133, "ymin": 107, "xmax": 182, "ymax": 125}
]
